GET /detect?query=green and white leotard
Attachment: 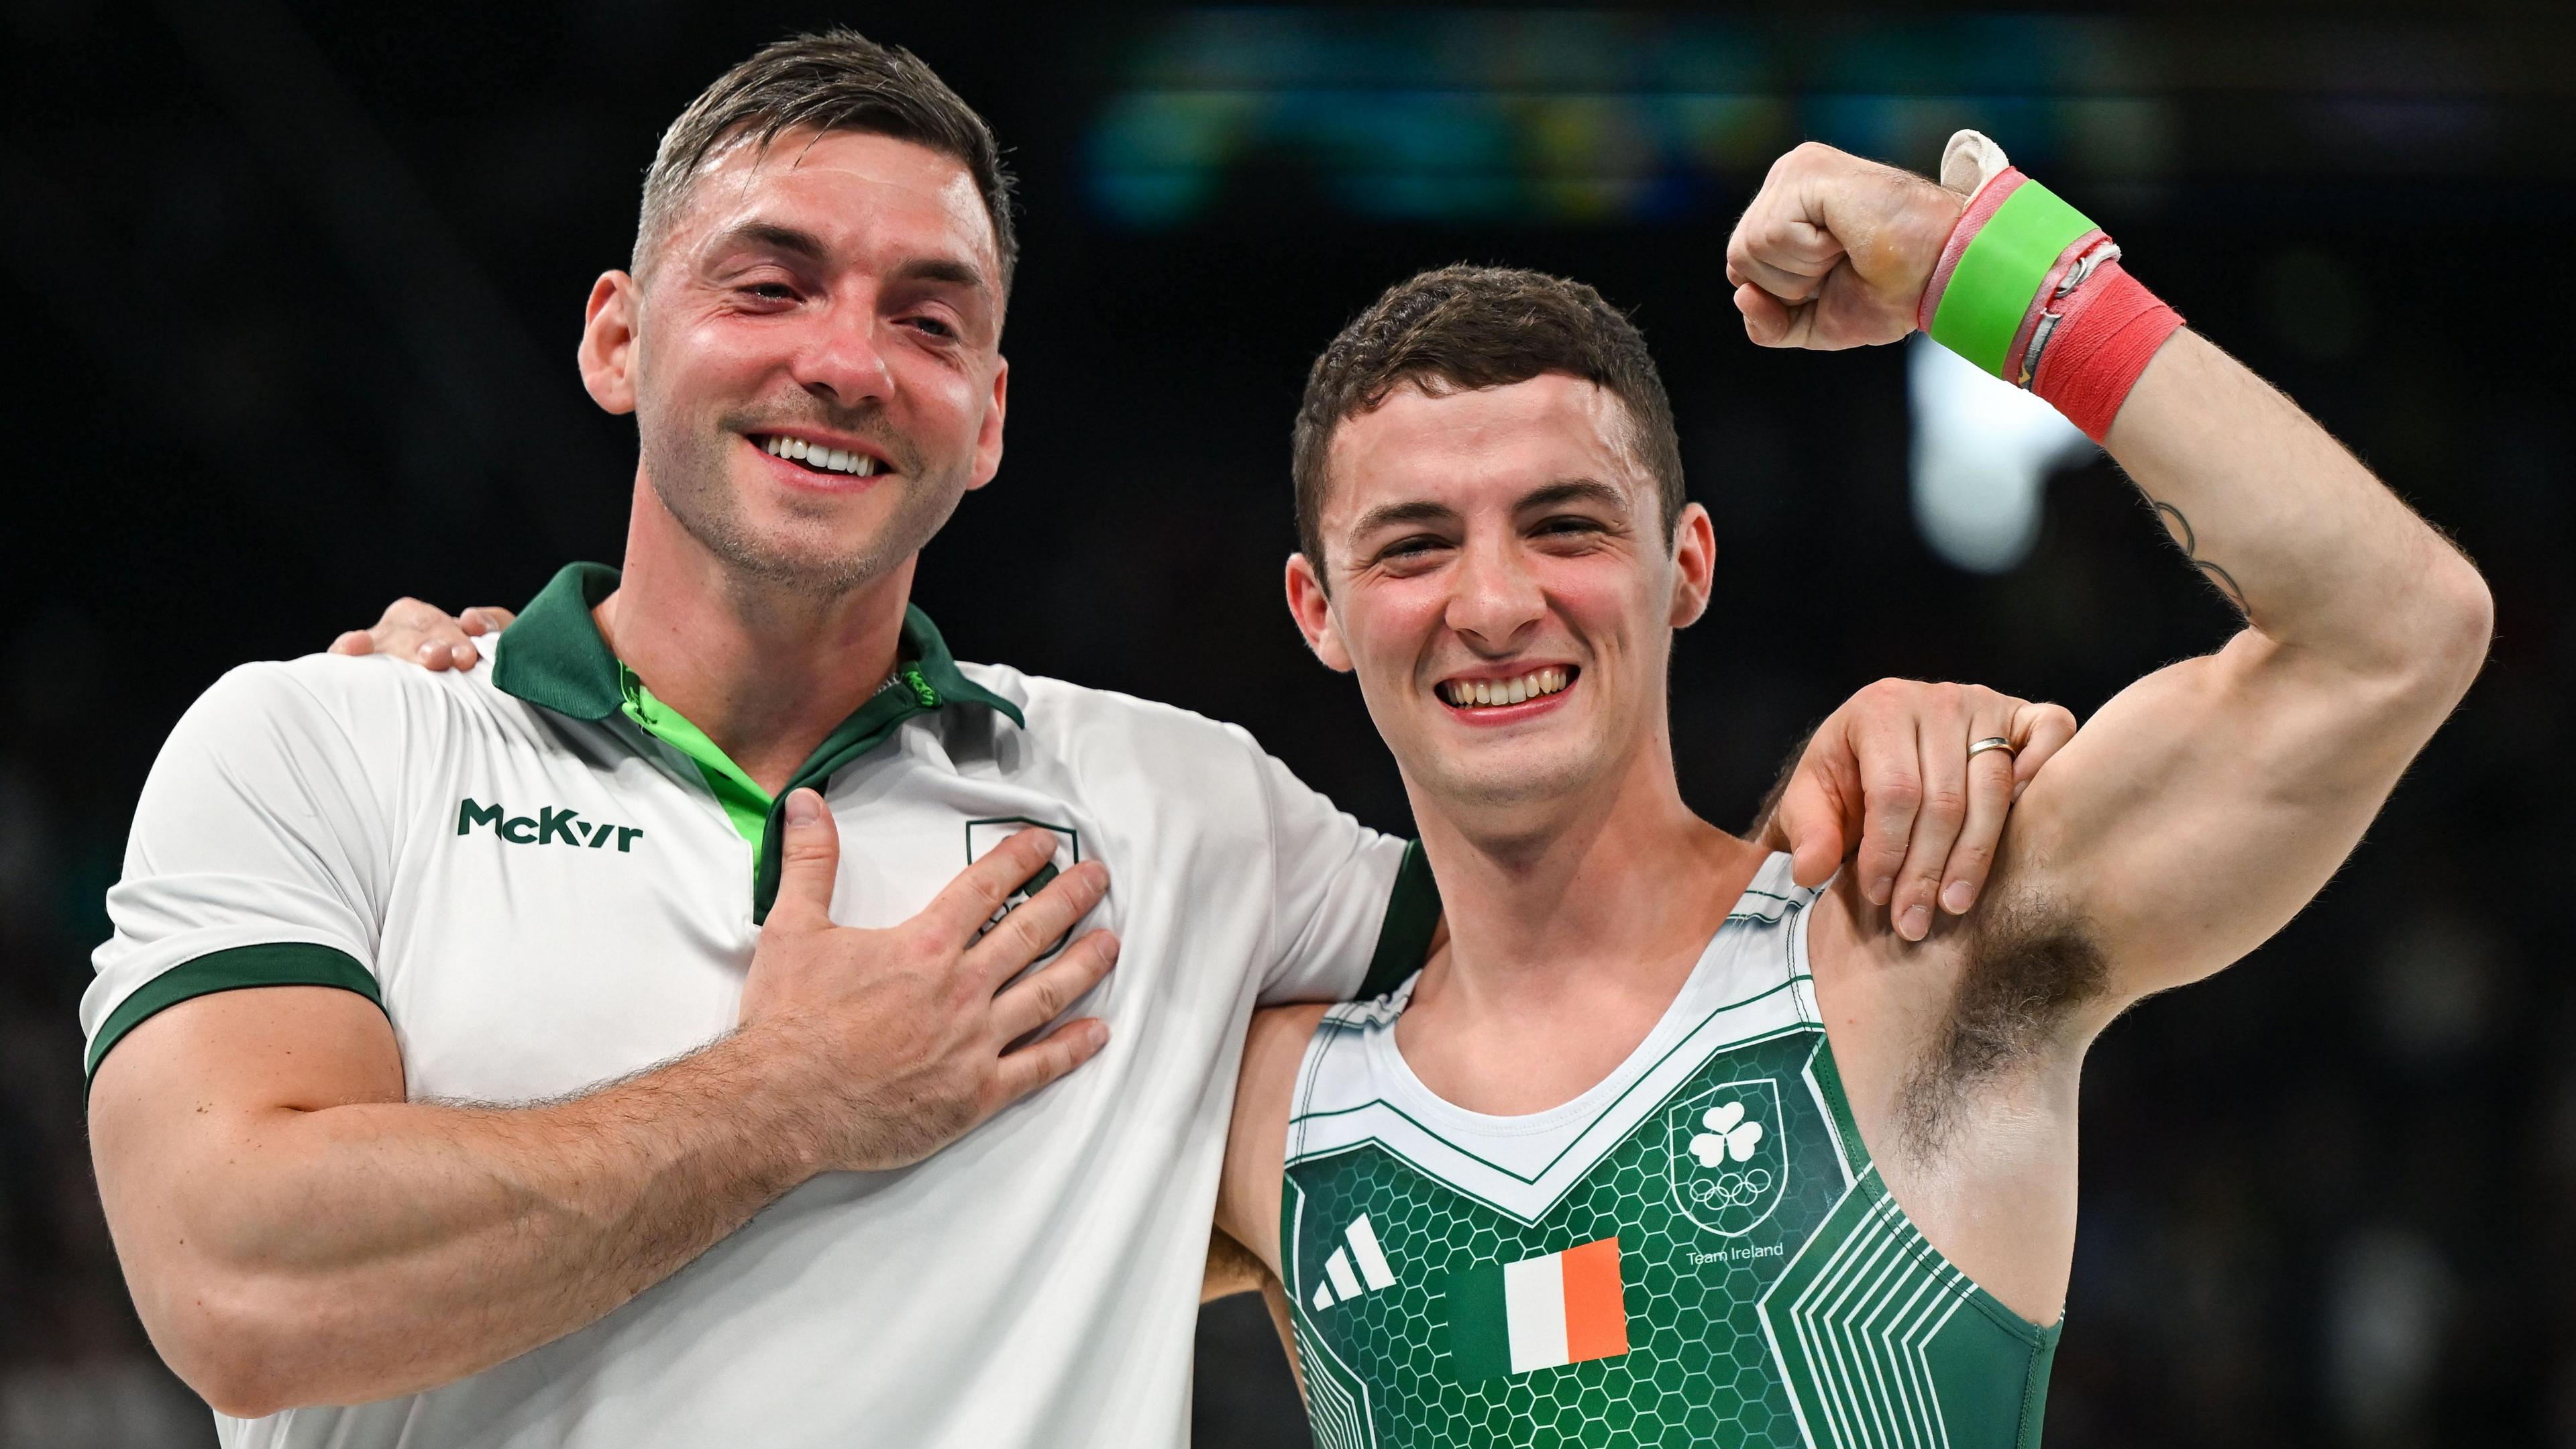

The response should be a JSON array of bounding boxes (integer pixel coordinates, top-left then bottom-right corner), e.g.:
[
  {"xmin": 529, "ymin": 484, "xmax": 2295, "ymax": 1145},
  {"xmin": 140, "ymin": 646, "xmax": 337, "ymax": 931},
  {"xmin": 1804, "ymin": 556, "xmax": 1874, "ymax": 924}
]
[{"xmin": 1281, "ymin": 853, "xmax": 2060, "ymax": 1448}]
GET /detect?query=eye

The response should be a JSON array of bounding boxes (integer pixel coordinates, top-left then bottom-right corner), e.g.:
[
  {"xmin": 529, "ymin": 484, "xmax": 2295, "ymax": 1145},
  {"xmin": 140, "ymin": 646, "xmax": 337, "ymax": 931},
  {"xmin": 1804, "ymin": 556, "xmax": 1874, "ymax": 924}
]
[
  {"xmin": 1362, "ymin": 534, "xmax": 1452, "ymax": 575},
  {"xmin": 1533, "ymin": 515, "xmax": 1604, "ymax": 537},
  {"xmin": 906, "ymin": 315, "xmax": 958, "ymax": 339},
  {"xmin": 737, "ymin": 281, "xmax": 800, "ymax": 304}
]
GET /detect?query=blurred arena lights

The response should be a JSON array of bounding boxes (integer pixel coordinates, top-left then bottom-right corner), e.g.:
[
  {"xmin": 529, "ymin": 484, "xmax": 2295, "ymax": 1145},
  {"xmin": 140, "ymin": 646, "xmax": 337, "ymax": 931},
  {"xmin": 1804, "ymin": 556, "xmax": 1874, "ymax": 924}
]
[
  {"xmin": 1086, "ymin": 9, "xmax": 2165, "ymax": 227},
  {"xmin": 1086, "ymin": 9, "xmax": 2576, "ymax": 230},
  {"xmin": 1905, "ymin": 334, "xmax": 2094, "ymax": 575}
]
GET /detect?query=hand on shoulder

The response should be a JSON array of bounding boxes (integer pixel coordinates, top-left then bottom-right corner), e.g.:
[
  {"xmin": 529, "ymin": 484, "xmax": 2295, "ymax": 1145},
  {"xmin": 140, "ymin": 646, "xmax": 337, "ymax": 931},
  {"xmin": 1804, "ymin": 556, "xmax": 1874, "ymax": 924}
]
[{"xmin": 329, "ymin": 598, "xmax": 517, "ymax": 672}]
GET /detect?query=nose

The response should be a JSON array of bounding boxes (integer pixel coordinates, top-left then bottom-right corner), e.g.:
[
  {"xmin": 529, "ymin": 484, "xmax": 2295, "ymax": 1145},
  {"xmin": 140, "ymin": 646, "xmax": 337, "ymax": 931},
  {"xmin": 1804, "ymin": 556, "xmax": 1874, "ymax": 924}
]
[
  {"xmin": 792, "ymin": 292, "xmax": 896, "ymax": 409},
  {"xmin": 1444, "ymin": 533, "xmax": 1546, "ymax": 653}
]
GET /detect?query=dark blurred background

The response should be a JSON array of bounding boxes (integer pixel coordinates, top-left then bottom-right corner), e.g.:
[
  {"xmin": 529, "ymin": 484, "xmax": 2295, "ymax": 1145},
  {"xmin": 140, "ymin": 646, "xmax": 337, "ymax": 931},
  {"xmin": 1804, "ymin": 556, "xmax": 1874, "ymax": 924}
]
[{"xmin": 3, "ymin": 1, "xmax": 2570, "ymax": 1444}]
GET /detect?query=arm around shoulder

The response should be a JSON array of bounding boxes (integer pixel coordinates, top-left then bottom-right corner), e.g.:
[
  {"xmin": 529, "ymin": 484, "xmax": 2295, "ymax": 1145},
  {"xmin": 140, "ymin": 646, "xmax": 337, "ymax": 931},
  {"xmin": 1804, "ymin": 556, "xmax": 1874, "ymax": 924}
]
[{"xmin": 1214, "ymin": 1002, "xmax": 1331, "ymax": 1280}]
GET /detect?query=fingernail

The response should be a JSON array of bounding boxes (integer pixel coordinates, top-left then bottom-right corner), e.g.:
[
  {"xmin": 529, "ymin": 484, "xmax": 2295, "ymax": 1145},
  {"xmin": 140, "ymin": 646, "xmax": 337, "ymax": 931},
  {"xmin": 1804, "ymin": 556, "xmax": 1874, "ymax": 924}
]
[
  {"xmin": 1085, "ymin": 1021, "xmax": 1110, "ymax": 1049},
  {"xmin": 1941, "ymin": 879, "xmax": 1974, "ymax": 914},
  {"xmin": 1900, "ymin": 905, "xmax": 1929, "ymax": 940},
  {"xmin": 417, "ymin": 643, "xmax": 437, "ymax": 661},
  {"xmin": 786, "ymin": 790, "xmax": 821, "ymax": 825},
  {"xmin": 1868, "ymin": 875, "xmax": 1894, "ymax": 905}
]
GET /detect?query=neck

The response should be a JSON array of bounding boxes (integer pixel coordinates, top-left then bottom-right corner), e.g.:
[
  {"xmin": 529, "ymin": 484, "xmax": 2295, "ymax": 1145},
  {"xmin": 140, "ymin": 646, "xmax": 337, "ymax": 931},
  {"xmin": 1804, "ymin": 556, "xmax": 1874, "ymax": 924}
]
[
  {"xmin": 596, "ymin": 480, "xmax": 912, "ymax": 795},
  {"xmin": 1408, "ymin": 724, "xmax": 1766, "ymax": 1010}
]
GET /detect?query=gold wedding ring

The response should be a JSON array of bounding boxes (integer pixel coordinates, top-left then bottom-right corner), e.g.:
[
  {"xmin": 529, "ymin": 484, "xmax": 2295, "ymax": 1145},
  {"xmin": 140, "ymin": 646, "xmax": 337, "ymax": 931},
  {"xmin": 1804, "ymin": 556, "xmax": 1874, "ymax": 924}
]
[{"xmin": 1967, "ymin": 737, "xmax": 2017, "ymax": 759}]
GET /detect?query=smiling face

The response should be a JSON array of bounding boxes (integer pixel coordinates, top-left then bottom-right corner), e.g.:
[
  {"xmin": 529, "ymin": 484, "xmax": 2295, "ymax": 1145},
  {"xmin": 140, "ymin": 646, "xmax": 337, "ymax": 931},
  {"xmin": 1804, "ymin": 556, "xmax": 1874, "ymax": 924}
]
[
  {"xmin": 580, "ymin": 127, "xmax": 1008, "ymax": 594},
  {"xmin": 1285, "ymin": 373, "xmax": 1715, "ymax": 825}
]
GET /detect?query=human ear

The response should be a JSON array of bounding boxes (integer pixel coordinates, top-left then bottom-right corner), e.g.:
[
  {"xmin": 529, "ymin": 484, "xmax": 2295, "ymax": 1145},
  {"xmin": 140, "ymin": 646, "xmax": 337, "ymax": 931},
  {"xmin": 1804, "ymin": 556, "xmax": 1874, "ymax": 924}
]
[
  {"xmin": 578, "ymin": 272, "xmax": 641, "ymax": 416},
  {"xmin": 1283, "ymin": 553, "xmax": 1354, "ymax": 673},
  {"xmin": 1668, "ymin": 503, "xmax": 1715, "ymax": 629},
  {"xmin": 965, "ymin": 356, "xmax": 1007, "ymax": 492}
]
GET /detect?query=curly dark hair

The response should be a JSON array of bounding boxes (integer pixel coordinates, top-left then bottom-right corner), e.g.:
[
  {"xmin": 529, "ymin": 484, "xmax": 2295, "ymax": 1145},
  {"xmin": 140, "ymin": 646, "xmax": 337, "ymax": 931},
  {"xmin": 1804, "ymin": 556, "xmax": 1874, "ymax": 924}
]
[{"xmin": 1290, "ymin": 264, "xmax": 1686, "ymax": 580}]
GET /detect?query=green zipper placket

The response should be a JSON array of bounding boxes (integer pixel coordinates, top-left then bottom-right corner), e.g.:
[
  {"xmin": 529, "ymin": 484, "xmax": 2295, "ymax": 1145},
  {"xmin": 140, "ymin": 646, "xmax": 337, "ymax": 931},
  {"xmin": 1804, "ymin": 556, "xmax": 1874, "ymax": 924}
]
[
  {"xmin": 621, "ymin": 662, "xmax": 943, "ymax": 922},
  {"xmin": 620, "ymin": 666, "xmax": 774, "ymax": 853},
  {"xmin": 748, "ymin": 663, "xmax": 943, "ymax": 923},
  {"xmin": 494, "ymin": 564, "xmax": 1023, "ymax": 926}
]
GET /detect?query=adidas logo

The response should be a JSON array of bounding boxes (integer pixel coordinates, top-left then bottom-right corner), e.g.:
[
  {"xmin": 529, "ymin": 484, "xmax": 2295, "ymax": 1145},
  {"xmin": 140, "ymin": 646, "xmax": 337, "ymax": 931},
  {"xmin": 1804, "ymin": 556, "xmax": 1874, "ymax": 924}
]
[{"xmin": 1309, "ymin": 1214, "xmax": 1397, "ymax": 1311}]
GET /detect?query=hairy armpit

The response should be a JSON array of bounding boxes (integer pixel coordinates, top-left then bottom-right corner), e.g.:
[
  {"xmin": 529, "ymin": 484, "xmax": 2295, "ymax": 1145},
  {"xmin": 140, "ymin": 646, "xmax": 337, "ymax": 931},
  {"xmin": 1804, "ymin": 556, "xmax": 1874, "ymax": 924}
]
[{"xmin": 1896, "ymin": 894, "xmax": 2109, "ymax": 1158}]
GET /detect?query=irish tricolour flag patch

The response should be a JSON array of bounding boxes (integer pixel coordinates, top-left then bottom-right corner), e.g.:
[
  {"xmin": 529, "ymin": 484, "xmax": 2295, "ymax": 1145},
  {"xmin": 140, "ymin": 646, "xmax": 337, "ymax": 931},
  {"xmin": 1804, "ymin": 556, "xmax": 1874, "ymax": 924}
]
[{"xmin": 1441, "ymin": 1236, "xmax": 1630, "ymax": 1381}]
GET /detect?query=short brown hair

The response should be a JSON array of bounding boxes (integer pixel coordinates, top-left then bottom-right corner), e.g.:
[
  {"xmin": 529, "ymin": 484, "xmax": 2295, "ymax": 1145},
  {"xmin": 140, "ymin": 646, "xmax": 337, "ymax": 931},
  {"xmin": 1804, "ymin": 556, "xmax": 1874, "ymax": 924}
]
[
  {"xmin": 1290, "ymin": 264, "xmax": 1686, "ymax": 577},
  {"xmin": 635, "ymin": 29, "xmax": 1017, "ymax": 294}
]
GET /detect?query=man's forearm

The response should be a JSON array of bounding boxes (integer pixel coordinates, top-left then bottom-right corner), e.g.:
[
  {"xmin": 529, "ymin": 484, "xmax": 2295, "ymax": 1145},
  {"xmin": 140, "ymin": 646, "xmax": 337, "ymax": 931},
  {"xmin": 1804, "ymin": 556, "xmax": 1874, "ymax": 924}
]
[
  {"xmin": 138, "ymin": 1030, "xmax": 813, "ymax": 1415},
  {"xmin": 2104, "ymin": 329, "xmax": 2489, "ymax": 670}
]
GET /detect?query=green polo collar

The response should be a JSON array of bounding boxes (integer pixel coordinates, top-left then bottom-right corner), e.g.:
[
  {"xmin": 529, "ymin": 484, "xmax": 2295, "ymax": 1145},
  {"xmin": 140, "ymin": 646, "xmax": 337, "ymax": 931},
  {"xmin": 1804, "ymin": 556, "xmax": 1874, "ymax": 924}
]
[
  {"xmin": 492, "ymin": 561, "xmax": 1022, "ymax": 921},
  {"xmin": 493, "ymin": 561, "xmax": 1022, "ymax": 728}
]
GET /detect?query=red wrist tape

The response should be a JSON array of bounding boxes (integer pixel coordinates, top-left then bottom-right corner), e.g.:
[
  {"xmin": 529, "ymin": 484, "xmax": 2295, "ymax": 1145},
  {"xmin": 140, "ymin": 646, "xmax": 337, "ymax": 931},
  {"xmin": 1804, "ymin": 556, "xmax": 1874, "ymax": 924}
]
[{"xmin": 2028, "ymin": 260, "xmax": 2184, "ymax": 443}]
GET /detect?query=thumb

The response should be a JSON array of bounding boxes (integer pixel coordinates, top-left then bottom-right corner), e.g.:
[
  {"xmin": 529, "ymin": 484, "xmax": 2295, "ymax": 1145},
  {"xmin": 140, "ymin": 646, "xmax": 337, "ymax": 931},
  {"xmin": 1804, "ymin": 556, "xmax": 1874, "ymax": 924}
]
[
  {"xmin": 767, "ymin": 788, "xmax": 842, "ymax": 928},
  {"xmin": 1773, "ymin": 772, "xmax": 1849, "ymax": 890}
]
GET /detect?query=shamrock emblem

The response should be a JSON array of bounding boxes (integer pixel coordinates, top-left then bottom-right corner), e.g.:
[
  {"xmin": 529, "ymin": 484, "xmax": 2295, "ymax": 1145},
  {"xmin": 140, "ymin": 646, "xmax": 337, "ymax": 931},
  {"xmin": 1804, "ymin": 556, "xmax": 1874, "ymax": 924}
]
[{"xmin": 1687, "ymin": 1102, "xmax": 1764, "ymax": 1169}]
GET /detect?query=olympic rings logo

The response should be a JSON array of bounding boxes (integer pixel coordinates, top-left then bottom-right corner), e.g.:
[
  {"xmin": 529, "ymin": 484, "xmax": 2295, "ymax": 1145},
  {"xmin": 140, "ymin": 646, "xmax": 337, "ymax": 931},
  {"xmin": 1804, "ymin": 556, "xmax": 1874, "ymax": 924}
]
[{"xmin": 1687, "ymin": 1168, "xmax": 1776, "ymax": 1210}]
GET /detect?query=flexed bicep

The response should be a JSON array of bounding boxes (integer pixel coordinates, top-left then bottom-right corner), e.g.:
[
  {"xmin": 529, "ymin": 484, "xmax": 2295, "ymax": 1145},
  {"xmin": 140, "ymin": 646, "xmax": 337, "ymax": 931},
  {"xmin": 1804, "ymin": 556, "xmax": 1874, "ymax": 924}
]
[{"xmin": 1996, "ymin": 602, "xmax": 2479, "ymax": 1012}]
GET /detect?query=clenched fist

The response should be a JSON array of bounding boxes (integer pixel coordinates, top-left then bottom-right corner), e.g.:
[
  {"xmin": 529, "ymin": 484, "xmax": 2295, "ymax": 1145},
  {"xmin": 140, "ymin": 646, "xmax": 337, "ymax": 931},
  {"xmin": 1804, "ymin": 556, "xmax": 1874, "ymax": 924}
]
[{"xmin": 1725, "ymin": 142, "xmax": 1964, "ymax": 351}]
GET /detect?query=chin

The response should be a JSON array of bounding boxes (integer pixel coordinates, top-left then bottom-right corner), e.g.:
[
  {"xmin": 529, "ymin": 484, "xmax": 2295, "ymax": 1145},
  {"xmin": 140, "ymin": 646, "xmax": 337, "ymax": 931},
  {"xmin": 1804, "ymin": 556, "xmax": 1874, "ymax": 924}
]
[
  {"xmin": 1418, "ymin": 751, "xmax": 1602, "ymax": 819},
  {"xmin": 692, "ymin": 480, "xmax": 958, "ymax": 595},
  {"xmin": 684, "ymin": 514, "xmax": 896, "ymax": 594}
]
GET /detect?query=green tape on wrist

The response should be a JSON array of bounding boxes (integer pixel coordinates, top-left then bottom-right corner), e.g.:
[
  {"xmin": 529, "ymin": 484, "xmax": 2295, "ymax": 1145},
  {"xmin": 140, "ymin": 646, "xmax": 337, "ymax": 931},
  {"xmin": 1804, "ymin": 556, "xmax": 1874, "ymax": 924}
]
[{"xmin": 1927, "ymin": 179, "xmax": 2098, "ymax": 378}]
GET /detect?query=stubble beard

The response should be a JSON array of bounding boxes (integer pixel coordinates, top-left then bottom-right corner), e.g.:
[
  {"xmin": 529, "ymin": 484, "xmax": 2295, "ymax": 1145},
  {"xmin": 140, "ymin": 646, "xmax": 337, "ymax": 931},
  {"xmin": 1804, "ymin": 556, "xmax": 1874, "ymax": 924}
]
[{"xmin": 639, "ymin": 405, "xmax": 969, "ymax": 598}]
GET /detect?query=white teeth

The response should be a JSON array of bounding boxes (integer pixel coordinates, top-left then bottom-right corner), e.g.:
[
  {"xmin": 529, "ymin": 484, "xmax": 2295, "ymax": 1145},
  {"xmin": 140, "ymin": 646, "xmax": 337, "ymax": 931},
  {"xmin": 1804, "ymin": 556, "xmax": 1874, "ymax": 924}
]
[
  {"xmin": 1442, "ymin": 667, "xmax": 1572, "ymax": 709},
  {"xmin": 762, "ymin": 437, "xmax": 887, "ymax": 478}
]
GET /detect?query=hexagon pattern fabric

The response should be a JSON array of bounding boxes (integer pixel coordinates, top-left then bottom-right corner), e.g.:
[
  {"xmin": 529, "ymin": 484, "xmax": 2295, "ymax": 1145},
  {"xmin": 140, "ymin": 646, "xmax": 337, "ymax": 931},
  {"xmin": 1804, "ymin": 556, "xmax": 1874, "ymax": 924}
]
[{"xmin": 1279, "ymin": 859, "xmax": 2059, "ymax": 1448}]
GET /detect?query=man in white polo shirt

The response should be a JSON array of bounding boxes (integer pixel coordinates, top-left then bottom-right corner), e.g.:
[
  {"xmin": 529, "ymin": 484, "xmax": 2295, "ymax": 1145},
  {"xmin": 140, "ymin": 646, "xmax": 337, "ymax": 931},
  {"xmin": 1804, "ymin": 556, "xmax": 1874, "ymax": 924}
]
[
  {"xmin": 87, "ymin": 28, "xmax": 2066, "ymax": 1449},
  {"xmin": 97, "ymin": 551, "xmax": 1409, "ymax": 1447}
]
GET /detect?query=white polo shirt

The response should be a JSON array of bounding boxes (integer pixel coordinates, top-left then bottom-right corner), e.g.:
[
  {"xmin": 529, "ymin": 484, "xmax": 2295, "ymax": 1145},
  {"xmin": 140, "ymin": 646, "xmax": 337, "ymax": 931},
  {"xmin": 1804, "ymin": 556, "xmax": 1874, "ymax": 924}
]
[{"xmin": 85, "ymin": 562, "xmax": 1437, "ymax": 1449}]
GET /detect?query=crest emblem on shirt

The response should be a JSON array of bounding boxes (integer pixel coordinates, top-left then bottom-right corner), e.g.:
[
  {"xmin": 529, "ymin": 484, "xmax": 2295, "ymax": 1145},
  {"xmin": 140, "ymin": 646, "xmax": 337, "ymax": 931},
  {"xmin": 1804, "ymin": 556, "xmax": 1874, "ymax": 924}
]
[
  {"xmin": 1667, "ymin": 1077, "xmax": 1786, "ymax": 1239},
  {"xmin": 964, "ymin": 816, "xmax": 1083, "ymax": 962}
]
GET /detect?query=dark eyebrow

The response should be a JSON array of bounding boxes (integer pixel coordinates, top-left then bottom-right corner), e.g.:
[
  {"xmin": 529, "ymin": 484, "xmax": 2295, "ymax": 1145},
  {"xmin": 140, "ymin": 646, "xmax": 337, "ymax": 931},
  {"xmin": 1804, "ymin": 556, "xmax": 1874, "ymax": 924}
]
[
  {"xmin": 1347, "ymin": 478, "xmax": 1631, "ymax": 542},
  {"xmin": 1517, "ymin": 478, "xmax": 1630, "ymax": 515},
  {"xmin": 706, "ymin": 221, "xmax": 830, "ymax": 263},
  {"xmin": 702, "ymin": 227, "xmax": 993, "ymax": 306},
  {"xmin": 891, "ymin": 256, "xmax": 991, "ymax": 301},
  {"xmin": 1348, "ymin": 498, "xmax": 1460, "ymax": 538}
]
